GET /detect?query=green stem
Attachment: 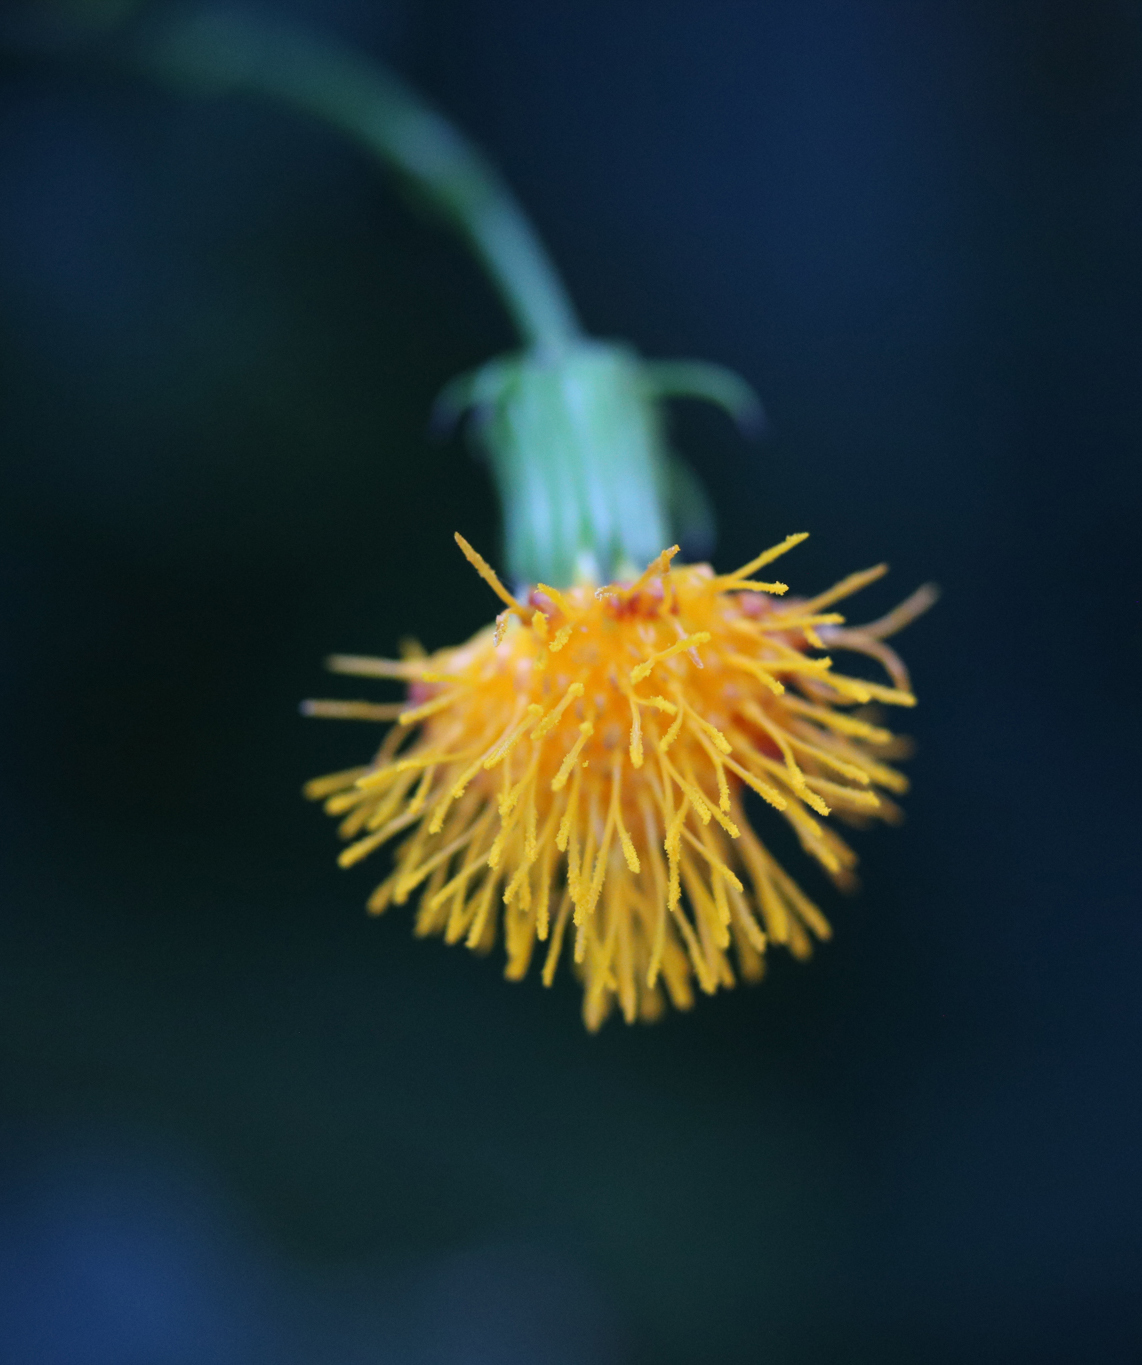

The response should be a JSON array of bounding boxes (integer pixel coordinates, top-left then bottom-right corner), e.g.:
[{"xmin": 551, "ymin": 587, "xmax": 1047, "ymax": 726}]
[{"xmin": 143, "ymin": 9, "xmax": 582, "ymax": 352}]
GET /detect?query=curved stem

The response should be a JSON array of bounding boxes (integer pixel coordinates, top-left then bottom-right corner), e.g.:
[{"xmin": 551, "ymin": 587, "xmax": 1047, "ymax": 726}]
[{"xmin": 143, "ymin": 9, "xmax": 582, "ymax": 352}]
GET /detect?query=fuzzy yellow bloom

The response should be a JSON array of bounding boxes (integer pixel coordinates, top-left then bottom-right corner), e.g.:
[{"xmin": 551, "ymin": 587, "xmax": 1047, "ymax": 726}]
[{"xmin": 305, "ymin": 533, "xmax": 933, "ymax": 1030}]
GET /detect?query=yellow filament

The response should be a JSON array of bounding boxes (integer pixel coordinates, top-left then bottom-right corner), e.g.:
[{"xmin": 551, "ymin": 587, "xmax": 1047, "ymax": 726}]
[
  {"xmin": 764, "ymin": 611, "xmax": 846, "ymax": 632},
  {"xmin": 724, "ymin": 579, "xmax": 788, "ymax": 594},
  {"xmin": 680, "ymin": 825, "xmax": 744, "ymax": 893},
  {"xmin": 552, "ymin": 721, "xmax": 594, "ymax": 791},
  {"xmin": 659, "ymin": 706, "xmax": 685, "ymax": 752},
  {"xmin": 679, "ymin": 699, "xmax": 732, "ymax": 754},
  {"xmin": 325, "ymin": 654, "xmax": 418, "ymax": 678},
  {"xmin": 303, "ymin": 766, "xmax": 368, "ymax": 800},
  {"xmin": 454, "ymin": 532, "xmax": 529, "ymax": 616},
  {"xmin": 531, "ymin": 682, "xmax": 585, "ymax": 739},
  {"xmin": 533, "ymin": 582, "xmax": 576, "ymax": 617},
  {"xmin": 799, "ymin": 563, "xmax": 888, "ymax": 613},
  {"xmin": 781, "ymin": 696, "xmax": 893, "ymax": 743},
  {"xmin": 716, "ymin": 531, "xmax": 810, "ymax": 584},
  {"xmin": 556, "ymin": 763, "xmax": 581, "ymax": 853},
  {"xmin": 541, "ymin": 888, "xmax": 573, "ymax": 986},
  {"xmin": 727, "ymin": 653, "xmax": 785, "ymax": 695},
  {"xmin": 691, "ymin": 724, "xmax": 733, "ymax": 813},
  {"xmin": 638, "ymin": 694, "xmax": 677, "ymax": 715},
  {"xmin": 678, "ymin": 752, "xmax": 740, "ymax": 838},
  {"xmin": 720, "ymin": 752, "xmax": 787, "ymax": 810},
  {"xmin": 630, "ymin": 632, "xmax": 711, "ymax": 684},
  {"xmin": 623, "ymin": 682, "xmax": 644, "ymax": 768},
  {"xmin": 483, "ymin": 704, "xmax": 543, "ymax": 770},
  {"xmin": 741, "ymin": 700, "xmax": 830, "ymax": 805},
  {"xmin": 621, "ymin": 544, "xmax": 680, "ymax": 599},
  {"xmin": 609, "ymin": 755, "xmax": 641, "ymax": 874},
  {"xmin": 399, "ymin": 690, "xmax": 462, "ymax": 726},
  {"xmin": 406, "ymin": 764, "xmax": 436, "ymax": 817},
  {"xmin": 302, "ymin": 700, "xmax": 405, "ymax": 721}
]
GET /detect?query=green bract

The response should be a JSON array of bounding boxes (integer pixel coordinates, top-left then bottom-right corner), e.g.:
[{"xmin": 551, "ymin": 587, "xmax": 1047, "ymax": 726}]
[{"xmin": 440, "ymin": 341, "xmax": 761, "ymax": 588}]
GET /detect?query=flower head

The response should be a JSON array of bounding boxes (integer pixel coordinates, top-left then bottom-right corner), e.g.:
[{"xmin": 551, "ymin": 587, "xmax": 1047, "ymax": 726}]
[{"xmin": 306, "ymin": 533, "xmax": 931, "ymax": 1029}]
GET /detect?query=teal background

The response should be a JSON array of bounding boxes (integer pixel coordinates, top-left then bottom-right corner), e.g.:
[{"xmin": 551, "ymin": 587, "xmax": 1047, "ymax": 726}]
[{"xmin": 1, "ymin": 2, "xmax": 1140, "ymax": 1361}]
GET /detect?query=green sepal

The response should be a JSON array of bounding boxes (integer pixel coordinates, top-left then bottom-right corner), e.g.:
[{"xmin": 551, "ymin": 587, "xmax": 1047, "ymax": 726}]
[
  {"xmin": 439, "ymin": 344, "xmax": 764, "ymax": 588},
  {"xmin": 641, "ymin": 360, "xmax": 766, "ymax": 434},
  {"xmin": 440, "ymin": 341, "xmax": 671, "ymax": 588}
]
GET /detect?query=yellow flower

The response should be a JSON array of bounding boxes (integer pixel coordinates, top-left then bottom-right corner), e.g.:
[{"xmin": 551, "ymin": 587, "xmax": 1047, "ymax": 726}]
[{"xmin": 305, "ymin": 533, "xmax": 933, "ymax": 1030}]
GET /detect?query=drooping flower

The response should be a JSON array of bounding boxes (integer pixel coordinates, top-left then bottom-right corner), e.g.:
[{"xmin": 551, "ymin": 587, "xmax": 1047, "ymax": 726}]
[
  {"xmin": 305, "ymin": 532, "xmax": 933, "ymax": 1030},
  {"xmin": 145, "ymin": 10, "xmax": 934, "ymax": 1028}
]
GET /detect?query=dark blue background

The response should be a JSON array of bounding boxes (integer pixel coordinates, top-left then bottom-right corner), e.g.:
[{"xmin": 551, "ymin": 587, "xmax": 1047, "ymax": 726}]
[{"xmin": 1, "ymin": 2, "xmax": 1140, "ymax": 1361}]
